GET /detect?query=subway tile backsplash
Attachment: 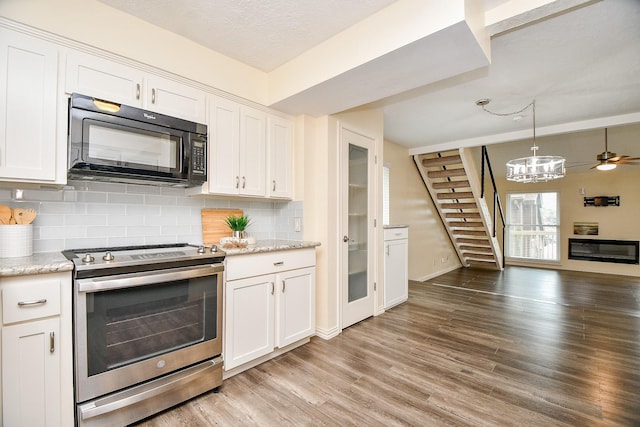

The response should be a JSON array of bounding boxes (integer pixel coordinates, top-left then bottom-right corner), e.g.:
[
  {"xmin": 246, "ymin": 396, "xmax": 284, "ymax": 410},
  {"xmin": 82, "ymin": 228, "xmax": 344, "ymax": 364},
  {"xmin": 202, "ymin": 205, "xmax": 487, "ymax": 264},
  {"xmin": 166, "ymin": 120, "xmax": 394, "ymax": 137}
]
[{"xmin": 0, "ymin": 181, "xmax": 304, "ymax": 253}]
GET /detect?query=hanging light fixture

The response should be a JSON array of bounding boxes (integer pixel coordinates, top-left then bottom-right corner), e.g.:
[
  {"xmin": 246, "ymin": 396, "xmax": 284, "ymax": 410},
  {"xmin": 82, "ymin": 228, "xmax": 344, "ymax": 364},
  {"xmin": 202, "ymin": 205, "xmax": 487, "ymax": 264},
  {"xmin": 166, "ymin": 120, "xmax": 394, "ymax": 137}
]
[{"xmin": 476, "ymin": 99, "xmax": 565, "ymax": 183}]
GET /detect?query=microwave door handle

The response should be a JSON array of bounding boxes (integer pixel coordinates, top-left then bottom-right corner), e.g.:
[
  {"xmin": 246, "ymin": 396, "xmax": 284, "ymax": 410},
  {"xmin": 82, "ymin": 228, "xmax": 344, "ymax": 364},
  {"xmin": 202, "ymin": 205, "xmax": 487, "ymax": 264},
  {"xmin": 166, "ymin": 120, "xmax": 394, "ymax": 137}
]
[{"xmin": 76, "ymin": 264, "xmax": 223, "ymax": 293}]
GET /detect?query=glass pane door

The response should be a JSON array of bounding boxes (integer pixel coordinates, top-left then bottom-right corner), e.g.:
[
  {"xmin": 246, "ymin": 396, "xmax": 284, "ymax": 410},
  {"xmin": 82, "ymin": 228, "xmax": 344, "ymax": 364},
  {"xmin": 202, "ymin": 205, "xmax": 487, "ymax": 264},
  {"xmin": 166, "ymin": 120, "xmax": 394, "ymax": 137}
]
[{"xmin": 348, "ymin": 144, "xmax": 368, "ymax": 303}]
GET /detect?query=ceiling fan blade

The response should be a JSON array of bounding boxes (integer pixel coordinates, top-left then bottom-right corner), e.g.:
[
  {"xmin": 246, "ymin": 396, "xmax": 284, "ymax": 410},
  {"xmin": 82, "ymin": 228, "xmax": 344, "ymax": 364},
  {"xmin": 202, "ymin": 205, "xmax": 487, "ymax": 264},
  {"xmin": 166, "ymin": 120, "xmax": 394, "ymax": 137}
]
[
  {"xmin": 616, "ymin": 156, "xmax": 640, "ymax": 162},
  {"xmin": 607, "ymin": 156, "xmax": 623, "ymax": 162}
]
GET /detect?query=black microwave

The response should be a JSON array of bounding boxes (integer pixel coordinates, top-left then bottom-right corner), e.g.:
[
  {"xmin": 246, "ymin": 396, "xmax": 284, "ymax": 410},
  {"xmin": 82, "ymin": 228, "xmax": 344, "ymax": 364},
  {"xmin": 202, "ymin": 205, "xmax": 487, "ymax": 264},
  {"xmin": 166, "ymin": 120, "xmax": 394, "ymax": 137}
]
[{"xmin": 68, "ymin": 93, "xmax": 207, "ymax": 187}]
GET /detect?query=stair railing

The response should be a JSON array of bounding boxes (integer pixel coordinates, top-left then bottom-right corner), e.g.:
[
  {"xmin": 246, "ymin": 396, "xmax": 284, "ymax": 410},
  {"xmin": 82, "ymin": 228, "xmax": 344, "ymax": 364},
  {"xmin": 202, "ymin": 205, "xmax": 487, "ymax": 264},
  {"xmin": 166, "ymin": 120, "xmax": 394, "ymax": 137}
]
[{"xmin": 480, "ymin": 146, "xmax": 505, "ymax": 267}]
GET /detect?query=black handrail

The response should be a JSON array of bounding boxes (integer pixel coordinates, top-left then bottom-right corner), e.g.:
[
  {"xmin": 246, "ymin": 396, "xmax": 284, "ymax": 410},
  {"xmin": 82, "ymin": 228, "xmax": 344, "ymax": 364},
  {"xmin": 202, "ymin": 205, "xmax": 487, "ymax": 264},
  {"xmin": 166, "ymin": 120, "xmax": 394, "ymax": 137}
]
[{"xmin": 481, "ymin": 146, "xmax": 506, "ymax": 268}]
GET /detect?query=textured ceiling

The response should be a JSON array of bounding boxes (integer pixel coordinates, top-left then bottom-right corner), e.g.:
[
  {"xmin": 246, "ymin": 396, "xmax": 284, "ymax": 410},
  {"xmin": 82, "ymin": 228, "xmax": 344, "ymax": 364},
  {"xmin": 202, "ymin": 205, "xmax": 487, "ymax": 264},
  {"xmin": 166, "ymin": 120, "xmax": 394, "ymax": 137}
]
[
  {"xmin": 97, "ymin": 0, "xmax": 398, "ymax": 71},
  {"xmin": 96, "ymin": 0, "xmax": 640, "ymax": 169}
]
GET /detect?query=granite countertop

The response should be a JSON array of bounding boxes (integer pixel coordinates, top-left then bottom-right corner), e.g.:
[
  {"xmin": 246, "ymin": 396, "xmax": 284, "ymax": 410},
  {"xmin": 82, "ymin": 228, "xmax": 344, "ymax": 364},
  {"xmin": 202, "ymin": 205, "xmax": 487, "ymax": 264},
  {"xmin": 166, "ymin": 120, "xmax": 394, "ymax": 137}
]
[
  {"xmin": 222, "ymin": 239, "xmax": 321, "ymax": 256},
  {"xmin": 0, "ymin": 252, "xmax": 74, "ymax": 277}
]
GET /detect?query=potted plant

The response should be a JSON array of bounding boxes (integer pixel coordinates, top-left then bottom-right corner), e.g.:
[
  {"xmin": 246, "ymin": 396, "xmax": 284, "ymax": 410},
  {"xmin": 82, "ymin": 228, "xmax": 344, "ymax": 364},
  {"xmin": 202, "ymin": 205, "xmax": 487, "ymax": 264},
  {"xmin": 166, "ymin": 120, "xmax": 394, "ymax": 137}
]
[{"xmin": 225, "ymin": 214, "xmax": 251, "ymax": 239}]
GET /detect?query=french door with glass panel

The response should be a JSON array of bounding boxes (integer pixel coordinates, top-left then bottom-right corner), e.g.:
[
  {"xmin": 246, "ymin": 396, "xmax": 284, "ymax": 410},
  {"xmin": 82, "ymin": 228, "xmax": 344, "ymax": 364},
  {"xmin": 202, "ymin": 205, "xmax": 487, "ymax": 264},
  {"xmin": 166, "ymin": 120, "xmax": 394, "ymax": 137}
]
[{"xmin": 341, "ymin": 127, "xmax": 376, "ymax": 329}]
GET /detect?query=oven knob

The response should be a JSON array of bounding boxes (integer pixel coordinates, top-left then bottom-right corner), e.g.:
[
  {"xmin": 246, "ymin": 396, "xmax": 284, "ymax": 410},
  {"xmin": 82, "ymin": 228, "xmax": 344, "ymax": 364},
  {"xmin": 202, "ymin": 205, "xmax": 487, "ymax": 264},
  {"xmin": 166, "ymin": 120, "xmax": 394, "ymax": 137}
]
[
  {"xmin": 102, "ymin": 251, "xmax": 115, "ymax": 262},
  {"xmin": 210, "ymin": 244, "xmax": 218, "ymax": 253},
  {"xmin": 197, "ymin": 246, "xmax": 206, "ymax": 254},
  {"xmin": 81, "ymin": 253, "xmax": 95, "ymax": 263}
]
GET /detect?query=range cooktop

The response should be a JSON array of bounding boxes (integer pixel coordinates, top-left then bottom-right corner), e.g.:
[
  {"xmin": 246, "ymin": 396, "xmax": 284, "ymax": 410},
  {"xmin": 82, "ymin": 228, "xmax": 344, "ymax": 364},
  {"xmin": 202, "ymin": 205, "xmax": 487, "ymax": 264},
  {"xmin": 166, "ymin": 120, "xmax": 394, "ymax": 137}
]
[{"xmin": 63, "ymin": 243, "xmax": 225, "ymax": 276}]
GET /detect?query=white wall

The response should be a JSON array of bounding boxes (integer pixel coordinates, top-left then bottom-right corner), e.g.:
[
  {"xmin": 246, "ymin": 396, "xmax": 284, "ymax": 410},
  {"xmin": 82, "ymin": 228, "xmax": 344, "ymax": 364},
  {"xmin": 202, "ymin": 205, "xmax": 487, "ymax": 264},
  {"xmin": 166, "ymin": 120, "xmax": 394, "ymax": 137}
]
[{"xmin": 384, "ymin": 140, "xmax": 460, "ymax": 280}]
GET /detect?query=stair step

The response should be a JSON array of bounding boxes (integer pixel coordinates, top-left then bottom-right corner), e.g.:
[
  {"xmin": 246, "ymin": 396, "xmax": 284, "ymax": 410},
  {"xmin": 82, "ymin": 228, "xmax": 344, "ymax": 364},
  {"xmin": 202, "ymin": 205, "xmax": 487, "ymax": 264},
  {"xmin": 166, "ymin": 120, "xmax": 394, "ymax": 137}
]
[
  {"xmin": 452, "ymin": 230, "xmax": 489, "ymax": 236},
  {"xmin": 445, "ymin": 212, "xmax": 480, "ymax": 219},
  {"xmin": 439, "ymin": 202, "xmax": 478, "ymax": 209},
  {"xmin": 448, "ymin": 221, "xmax": 484, "ymax": 228},
  {"xmin": 421, "ymin": 155, "xmax": 462, "ymax": 167},
  {"xmin": 436, "ymin": 192, "xmax": 475, "ymax": 200},
  {"xmin": 467, "ymin": 260, "xmax": 501, "ymax": 270},
  {"xmin": 427, "ymin": 168, "xmax": 467, "ymax": 178},
  {"xmin": 460, "ymin": 245, "xmax": 493, "ymax": 253},
  {"xmin": 456, "ymin": 238, "xmax": 490, "ymax": 245},
  {"xmin": 432, "ymin": 180, "xmax": 470, "ymax": 189},
  {"xmin": 465, "ymin": 253, "xmax": 496, "ymax": 261}
]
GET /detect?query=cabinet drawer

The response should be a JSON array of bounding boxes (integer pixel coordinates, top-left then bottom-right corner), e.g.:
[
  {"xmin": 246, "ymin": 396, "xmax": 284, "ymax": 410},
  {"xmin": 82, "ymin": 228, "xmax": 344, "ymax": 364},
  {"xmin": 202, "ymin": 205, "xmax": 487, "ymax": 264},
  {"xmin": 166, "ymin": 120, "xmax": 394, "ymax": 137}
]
[
  {"xmin": 226, "ymin": 248, "xmax": 315, "ymax": 281},
  {"xmin": 384, "ymin": 227, "xmax": 408, "ymax": 241},
  {"xmin": 2, "ymin": 277, "xmax": 61, "ymax": 324}
]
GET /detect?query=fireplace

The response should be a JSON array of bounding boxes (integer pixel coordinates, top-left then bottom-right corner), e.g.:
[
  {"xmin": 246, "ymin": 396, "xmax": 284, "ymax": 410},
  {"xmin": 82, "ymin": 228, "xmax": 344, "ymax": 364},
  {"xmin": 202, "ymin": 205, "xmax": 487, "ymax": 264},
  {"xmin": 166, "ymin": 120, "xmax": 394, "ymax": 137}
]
[{"xmin": 568, "ymin": 238, "xmax": 639, "ymax": 264}]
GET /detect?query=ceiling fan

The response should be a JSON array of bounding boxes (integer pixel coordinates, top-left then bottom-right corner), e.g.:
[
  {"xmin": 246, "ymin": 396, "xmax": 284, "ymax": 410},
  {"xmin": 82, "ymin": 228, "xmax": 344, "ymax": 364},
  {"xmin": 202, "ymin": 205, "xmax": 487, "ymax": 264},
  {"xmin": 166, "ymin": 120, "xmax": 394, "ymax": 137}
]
[{"xmin": 592, "ymin": 128, "xmax": 640, "ymax": 171}]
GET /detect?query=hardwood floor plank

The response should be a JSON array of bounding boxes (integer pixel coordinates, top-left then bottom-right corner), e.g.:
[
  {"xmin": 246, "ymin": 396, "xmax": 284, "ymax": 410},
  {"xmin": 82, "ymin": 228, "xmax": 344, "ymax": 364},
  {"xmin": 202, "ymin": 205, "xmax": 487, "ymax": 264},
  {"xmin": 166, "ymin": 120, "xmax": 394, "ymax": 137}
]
[{"xmin": 135, "ymin": 266, "xmax": 640, "ymax": 426}]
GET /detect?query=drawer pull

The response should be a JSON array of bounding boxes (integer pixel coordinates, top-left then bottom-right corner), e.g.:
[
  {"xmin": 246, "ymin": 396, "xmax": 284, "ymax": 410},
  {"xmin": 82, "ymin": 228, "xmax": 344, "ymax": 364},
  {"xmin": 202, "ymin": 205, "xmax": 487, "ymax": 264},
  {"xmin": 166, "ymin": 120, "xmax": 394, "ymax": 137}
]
[
  {"xmin": 50, "ymin": 332, "xmax": 55, "ymax": 353},
  {"xmin": 17, "ymin": 298, "xmax": 47, "ymax": 307},
  {"xmin": 273, "ymin": 261, "xmax": 284, "ymax": 266}
]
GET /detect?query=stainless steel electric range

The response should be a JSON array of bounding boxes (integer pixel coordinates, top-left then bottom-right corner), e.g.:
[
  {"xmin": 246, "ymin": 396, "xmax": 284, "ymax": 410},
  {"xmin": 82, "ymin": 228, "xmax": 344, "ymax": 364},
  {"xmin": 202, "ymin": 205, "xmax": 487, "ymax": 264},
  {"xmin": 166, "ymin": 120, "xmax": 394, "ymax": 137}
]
[{"xmin": 62, "ymin": 243, "xmax": 224, "ymax": 427}]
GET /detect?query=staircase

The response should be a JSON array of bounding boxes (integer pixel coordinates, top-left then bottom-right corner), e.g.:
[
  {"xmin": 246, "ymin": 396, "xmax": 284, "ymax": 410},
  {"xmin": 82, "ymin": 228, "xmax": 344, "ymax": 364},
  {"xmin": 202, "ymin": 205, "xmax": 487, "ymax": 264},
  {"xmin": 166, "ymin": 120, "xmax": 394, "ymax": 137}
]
[{"xmin": 414, "ymin": 148, "xmax": 504, "ymax": 270}]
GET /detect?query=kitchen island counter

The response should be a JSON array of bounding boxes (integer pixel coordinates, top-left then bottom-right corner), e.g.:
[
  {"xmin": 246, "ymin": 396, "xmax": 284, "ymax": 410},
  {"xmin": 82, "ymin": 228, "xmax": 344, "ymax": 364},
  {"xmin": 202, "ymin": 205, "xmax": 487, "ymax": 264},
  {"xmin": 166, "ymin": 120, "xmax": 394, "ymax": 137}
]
[
  {"xmin": 0, "ymin": 252, "xmax": 73, "ymax": 277},
  {"xmin": 222, "ymin": 239, "xmax": 320, "ymax": 256}
]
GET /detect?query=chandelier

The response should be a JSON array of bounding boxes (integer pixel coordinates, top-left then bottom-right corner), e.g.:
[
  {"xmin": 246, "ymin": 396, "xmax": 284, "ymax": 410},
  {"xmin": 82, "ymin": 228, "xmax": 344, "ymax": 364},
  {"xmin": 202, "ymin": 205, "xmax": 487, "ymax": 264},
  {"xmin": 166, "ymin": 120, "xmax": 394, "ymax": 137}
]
[{"xmin": 476, "ymin": 99, "xmax": 565, "ymax": 183}]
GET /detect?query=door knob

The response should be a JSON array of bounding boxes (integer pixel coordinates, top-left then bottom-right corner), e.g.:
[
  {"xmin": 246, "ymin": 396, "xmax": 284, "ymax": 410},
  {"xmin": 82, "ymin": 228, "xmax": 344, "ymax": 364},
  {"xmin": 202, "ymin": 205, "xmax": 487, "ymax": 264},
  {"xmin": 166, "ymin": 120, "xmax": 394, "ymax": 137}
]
[{"xmin": 343, "ymin": 235, "xmax": 349, "ymax": 243}]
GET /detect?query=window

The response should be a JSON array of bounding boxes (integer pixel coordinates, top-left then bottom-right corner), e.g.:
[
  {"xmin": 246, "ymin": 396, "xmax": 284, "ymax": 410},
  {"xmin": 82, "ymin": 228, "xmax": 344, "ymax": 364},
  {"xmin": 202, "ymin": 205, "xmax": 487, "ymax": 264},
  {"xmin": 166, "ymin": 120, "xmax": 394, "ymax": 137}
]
[
  {"xmin": 506, "ymin": 191, "xmax": 560, "ymax": 261},
  {"xmin": 382, "ymin": 165, "xmax": 390, "ymax": 226}
]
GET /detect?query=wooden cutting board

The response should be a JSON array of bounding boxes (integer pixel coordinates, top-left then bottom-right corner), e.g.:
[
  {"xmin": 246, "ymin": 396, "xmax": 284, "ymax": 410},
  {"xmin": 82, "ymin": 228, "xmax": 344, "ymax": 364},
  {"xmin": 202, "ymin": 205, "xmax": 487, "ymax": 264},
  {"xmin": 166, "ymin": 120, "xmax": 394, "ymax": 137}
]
[{"xmin": 202, "ymin": 208, "xmax": 243, "ymax": 245}]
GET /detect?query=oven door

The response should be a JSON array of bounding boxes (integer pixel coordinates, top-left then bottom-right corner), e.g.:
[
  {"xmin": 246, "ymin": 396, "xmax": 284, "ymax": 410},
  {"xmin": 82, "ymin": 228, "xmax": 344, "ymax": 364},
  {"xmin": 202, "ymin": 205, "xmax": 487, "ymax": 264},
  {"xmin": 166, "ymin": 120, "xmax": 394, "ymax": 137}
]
[{"xmin": 74, "ymin": 264, "xmax": 223, "ymax": 403}]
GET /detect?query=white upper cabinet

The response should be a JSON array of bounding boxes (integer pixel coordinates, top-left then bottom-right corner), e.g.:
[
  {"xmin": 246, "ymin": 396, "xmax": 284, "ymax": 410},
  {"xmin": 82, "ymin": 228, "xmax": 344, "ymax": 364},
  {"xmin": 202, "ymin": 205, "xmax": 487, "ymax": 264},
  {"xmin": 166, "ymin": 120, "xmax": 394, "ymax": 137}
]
[
  {"xmin": 65, "ymin": 51, "xmax": 206, "ymax": 123},
  {"xmin": 143, "ymin": 76, "xmax": 207, "ymax": 124},
  {"xmin": 267, "ymin": 116, "xmax": 293, "ymax": 199},
  {"xmin": 0, "ymin": 28, "xmax": 62, "ymax": 184},
  {"xmin": 239, "ymin": 106, "xmax": 266, "ymax": 196},
  {"xmin": 65, "ymin": 52, "xmax": 144, "ymax": 107},
  {"xmin": 207, "ymin": 96, "xmax": 266, "ymax": 197}
]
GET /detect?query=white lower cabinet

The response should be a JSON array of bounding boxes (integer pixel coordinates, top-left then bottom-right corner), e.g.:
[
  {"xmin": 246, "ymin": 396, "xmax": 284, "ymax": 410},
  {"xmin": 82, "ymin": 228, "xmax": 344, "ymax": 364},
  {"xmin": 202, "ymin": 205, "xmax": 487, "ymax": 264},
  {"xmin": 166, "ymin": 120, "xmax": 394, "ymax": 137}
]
[
  {"xmin": 383, "ymin": 227, "xmax": 409, "ymax": 309},
  {"xmin": 224, "ymin": 249, "xmax": 316, "ymax": 371},
  {"xmin": 0, "ymin": 271, "xmax": 73, "ymax": 427}
]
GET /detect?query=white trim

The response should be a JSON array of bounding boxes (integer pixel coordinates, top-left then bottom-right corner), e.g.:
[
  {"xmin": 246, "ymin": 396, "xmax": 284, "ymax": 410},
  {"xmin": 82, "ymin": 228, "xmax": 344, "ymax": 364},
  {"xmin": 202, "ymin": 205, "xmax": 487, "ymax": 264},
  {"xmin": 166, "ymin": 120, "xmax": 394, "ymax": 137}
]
[
  {"xmin": 314, "ymin": 326, "xmax": 341, "ymax": 340},
  {"xmin": 413, "ymin": 264, "xmax": 461, "ymax": 282}
]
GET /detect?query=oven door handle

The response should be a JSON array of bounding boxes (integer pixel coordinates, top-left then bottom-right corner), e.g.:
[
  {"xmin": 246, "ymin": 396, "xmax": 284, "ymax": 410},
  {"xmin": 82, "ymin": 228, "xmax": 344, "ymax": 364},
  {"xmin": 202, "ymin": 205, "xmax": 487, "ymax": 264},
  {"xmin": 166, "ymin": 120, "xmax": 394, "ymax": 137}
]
[{"xmin": 76, "ymin": 264, "xmax": 224, "ymax": 293}]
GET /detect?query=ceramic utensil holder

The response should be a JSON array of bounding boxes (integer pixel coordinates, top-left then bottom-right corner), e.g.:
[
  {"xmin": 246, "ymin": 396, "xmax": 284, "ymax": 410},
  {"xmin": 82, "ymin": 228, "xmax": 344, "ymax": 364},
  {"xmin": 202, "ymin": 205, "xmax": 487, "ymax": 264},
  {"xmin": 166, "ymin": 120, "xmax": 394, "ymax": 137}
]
[{"xmin": 0, "ymin": 224, "xmax": 33, "ymax": 258}]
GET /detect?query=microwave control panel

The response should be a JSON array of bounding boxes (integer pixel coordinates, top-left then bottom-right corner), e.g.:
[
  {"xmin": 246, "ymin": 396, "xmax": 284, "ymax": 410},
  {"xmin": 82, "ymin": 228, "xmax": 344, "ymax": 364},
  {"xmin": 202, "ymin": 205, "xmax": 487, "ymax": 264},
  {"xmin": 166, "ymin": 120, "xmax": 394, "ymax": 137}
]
[{"xmin": 192, "ymin": 140, "xmax": 206, "ymax": 175}]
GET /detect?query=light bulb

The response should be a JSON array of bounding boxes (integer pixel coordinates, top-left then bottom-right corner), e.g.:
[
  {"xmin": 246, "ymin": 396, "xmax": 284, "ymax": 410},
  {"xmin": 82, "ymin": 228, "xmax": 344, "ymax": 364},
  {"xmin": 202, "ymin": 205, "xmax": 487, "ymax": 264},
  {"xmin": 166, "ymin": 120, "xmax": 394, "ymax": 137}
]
[{"xmin": 596, "ymin": 163, "xmax": 616, "ymax": 171}]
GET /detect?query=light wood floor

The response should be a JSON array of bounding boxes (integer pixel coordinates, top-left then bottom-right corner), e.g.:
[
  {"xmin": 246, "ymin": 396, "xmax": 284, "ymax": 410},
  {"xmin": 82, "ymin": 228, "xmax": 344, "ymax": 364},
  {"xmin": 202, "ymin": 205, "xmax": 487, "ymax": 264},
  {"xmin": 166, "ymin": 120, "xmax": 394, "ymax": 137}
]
[{"xmin": 135, "ymin": 266, "xmax": 640, "ymax": 426}]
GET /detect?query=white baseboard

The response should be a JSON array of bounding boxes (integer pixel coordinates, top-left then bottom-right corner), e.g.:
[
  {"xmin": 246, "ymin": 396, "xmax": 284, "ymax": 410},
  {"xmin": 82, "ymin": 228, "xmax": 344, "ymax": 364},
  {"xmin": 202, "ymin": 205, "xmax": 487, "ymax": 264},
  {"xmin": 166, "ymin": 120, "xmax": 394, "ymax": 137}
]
[
  {"xmin": 314, "ymin": 325, "xmax": 341, "ymax": 340},
  {"xmin": 413, "ymin": 264, "xmax": 461, "ymax": 282}
]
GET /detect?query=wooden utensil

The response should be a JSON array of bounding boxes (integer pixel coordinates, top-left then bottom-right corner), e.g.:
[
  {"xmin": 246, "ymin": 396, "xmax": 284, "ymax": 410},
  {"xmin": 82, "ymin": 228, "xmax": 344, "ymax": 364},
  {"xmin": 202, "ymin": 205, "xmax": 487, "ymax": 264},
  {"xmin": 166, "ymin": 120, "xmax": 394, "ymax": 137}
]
[
  {"xmin": 0, "ymin": 205, "xmax": 11, "ymax": 225},
  {"xmin": 12, "ymin": 208, "xmax": 37, "ymax": 225}
]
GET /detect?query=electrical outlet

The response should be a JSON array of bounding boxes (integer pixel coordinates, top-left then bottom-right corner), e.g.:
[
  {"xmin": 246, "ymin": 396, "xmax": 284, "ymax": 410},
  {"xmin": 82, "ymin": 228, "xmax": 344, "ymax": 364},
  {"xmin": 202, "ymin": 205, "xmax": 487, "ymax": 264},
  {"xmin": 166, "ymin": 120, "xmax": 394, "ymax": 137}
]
[
  {"xmin": 294, "ymin": 217, "xmax": 301, "ymax": 232},
  {"xmin": 441, "ymin": 257, "xmax": 446, "ymax": 263}
]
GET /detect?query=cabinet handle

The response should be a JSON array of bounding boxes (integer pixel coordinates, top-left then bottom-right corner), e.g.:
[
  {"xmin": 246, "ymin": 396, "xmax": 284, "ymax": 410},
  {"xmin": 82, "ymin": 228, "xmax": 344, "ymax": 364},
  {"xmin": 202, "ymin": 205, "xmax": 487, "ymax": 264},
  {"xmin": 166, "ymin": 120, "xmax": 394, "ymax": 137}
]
[
  {"xmin": 282, "ymin": 280, "xmax": 286, "ymax": 293},
  {"xmin": 242, "ymin": 176, "xmax": 246, "ymax": 189},
  {"xmin": 50, "ymin": 332, "xmax": 55, "ymax": 353},
  {"xmin": 270, "ymin": 282, "xmax": 275, "ymax": 295},
  {"xmin": 18, "ymin": 298, "xmax": 47, "ymax": 307},
  {"xmin": 152, "ymin": 88, "xmax": 156, "ymax": 104},
  {"xmin": 273, "ymin": 261, "xmax": 284, "ymax": 266},
  {"xmin": 235, "ymin": 176, "xmax": 239, "ymax": 189},
  {"xmin": 136, "ymin": 83, "xmax": 140, "ymax": 100},
  {"xmin": 272, "ymin": 180, "xmax": 276, "ymax": 192}
]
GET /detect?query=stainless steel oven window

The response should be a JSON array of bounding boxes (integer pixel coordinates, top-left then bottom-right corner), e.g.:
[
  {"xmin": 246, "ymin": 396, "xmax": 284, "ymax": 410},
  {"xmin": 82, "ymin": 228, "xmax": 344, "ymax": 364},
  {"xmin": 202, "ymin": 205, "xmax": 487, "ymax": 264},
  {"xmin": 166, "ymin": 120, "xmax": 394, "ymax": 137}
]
[{"xmin": 85, "ymin": 277, "xmax": 216, "ymax": 376}]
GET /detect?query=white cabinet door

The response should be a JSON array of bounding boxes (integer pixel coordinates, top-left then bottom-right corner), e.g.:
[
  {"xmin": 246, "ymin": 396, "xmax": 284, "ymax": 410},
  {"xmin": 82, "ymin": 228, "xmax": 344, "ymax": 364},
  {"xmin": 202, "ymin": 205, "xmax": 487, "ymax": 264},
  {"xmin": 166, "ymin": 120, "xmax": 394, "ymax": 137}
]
[
  {"xmin": 208, "ymin": 96, "xmax": 240, "ymax": 195},
  {"xmin": 224, "ymin": 275, "xmax": 275, "ymax": 370},
  {"xmin": 276, "ymin": 267, "xmax": 315, "ymax": 348},
  {"xmin": 65, "ymin": 51, "xmax": 144, "ymax": 106},
  {"xmin": 267, "ymin": 116, "xmax": 293, "ymax": 199},
  {"xmin": 144, "ymin": 76, "xmax": 207, "ymax": 123},
  {"xmin": 384, "ymin": 237, "xmax": 408, "ymax": 309},
  {"xmin": 66, "ymin": 52, "xmax": 207, "ymax": 123},
  {"xmin": 0, "ymin": 29, "xmax": 59, "ymax": 182},
  {"xmin": 239, "ymin": 106, "xmax": 266, "ymax": 197},
  {"xmin": 2, "ymin": 318, "xmax": 61, "ymax": 427}
]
